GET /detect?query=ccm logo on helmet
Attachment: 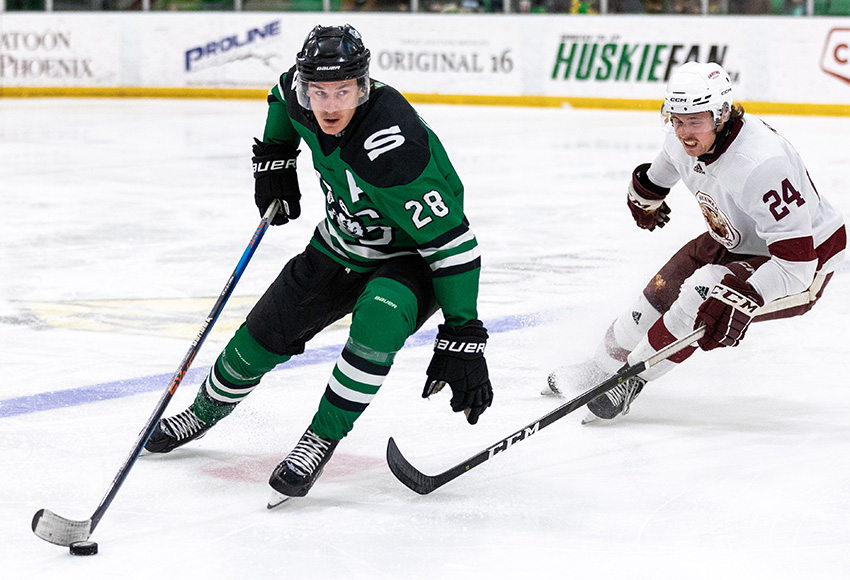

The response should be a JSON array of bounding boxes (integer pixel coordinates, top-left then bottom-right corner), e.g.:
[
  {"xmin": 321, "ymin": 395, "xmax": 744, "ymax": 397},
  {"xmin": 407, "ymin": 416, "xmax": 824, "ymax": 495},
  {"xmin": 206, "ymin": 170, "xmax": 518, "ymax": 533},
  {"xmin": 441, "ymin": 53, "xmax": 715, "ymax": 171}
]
[
  {"xmin": 434, "ymin": 339, "xmax": 486, "ymax": 354},
  {"xmin": 669, "ymin": 97, "xmax": 687, "ymax": 102}
]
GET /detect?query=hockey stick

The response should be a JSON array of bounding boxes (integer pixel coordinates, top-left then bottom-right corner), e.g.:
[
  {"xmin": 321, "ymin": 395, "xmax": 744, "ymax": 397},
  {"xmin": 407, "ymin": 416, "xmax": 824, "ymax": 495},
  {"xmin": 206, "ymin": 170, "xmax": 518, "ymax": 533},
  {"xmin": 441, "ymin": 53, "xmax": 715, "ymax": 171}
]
[
  {"xmin": 32, "ymin": 201, "xmax": 281, "ymax": 547},
  {"xmin": 387, "ymin": 274, "xmax": 824, "ymax": 495},
  {"xmin": 386, "ymin": 326, "xmax": 705, "ymax": 495}
]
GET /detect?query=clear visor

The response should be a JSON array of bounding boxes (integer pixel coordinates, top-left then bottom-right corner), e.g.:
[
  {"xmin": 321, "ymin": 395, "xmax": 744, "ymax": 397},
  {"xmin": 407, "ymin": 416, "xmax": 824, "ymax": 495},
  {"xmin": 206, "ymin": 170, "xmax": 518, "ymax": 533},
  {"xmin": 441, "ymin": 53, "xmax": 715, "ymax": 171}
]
[
  {"xmin": 296, "ymin": 74, "xmax": 370, "ymax": 112},
  {"xmin": 661, "ymin": 110, "xmax": 718, "ymax": 134}
]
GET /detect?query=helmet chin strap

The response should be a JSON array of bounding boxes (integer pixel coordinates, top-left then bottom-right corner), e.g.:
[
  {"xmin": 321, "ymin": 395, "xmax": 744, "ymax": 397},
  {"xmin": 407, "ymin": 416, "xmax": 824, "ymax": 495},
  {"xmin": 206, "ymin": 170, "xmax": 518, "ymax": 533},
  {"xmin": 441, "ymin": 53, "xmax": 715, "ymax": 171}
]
[
  {"xmin": 702, "ymin": 119, "xmax": 731, "ymax": 158},
  {"xmin": 705, "ymin": 103, "xmax": 733, "ymax": 154},
  {"xmin": 706, "ymin": 127, "xmax": 722, "ymax": 154}
]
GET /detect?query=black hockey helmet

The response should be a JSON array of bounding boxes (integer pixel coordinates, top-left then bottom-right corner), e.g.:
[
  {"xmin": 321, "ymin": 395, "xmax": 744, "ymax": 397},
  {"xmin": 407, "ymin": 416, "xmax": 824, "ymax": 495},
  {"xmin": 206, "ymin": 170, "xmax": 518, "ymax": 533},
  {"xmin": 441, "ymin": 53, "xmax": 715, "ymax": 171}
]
[{"xmin": 295, "ymin": 24, "xmax": 371, "ymax": 110}]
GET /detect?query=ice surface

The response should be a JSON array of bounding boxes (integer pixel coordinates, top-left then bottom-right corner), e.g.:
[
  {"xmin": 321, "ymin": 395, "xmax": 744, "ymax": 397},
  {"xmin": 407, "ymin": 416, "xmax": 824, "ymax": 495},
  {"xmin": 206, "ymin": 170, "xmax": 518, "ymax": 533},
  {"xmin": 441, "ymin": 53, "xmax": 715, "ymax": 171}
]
[{"xmin": 1, "ymin": 98, "xmax": 849, "ymax": 579}]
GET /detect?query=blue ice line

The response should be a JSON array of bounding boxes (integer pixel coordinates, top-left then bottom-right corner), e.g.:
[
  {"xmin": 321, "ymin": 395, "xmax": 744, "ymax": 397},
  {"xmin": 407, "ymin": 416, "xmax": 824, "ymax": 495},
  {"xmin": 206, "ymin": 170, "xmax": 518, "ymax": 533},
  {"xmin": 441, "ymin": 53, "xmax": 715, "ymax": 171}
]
[{"xmin": 0, "ymin": 313, "xmax": 541, "ymax": 419}]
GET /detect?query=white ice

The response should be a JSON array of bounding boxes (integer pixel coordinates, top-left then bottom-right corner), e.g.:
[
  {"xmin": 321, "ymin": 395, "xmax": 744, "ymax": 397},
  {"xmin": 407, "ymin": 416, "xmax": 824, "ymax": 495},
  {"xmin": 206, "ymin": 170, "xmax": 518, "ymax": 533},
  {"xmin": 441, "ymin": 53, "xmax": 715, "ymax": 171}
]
[{"xmin": 2, "ymin": 98, "xmax": 849, "ymax": 580}]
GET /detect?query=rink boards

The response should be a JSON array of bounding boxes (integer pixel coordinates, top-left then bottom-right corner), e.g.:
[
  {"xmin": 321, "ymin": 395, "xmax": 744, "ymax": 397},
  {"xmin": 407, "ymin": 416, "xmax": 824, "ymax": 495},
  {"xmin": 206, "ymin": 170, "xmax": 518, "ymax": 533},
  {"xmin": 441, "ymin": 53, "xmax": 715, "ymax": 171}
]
[{"xmin": 0, "ymin": 13, "xmax": 848, "ymax": 115}]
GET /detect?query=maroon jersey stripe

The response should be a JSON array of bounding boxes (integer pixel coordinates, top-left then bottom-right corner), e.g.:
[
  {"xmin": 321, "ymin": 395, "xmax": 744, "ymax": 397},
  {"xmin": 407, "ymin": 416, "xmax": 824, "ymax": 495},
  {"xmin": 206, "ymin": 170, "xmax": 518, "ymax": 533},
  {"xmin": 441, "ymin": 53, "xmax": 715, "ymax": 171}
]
[
  {"xmin": 815, "ymin": 225, "xmax": 847, "ymax": 269},
  {"xmin": 768, "ymin": 236, "xmax": 817, "ymax": 263}
]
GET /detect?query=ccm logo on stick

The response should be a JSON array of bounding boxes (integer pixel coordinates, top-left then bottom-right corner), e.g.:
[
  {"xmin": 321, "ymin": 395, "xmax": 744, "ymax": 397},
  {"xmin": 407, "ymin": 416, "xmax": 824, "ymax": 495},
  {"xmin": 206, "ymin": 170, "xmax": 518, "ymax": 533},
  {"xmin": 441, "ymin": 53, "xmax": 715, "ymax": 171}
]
[{"xmin": 487, "ymin": 423, "xmax": 541, "ymax": 459}]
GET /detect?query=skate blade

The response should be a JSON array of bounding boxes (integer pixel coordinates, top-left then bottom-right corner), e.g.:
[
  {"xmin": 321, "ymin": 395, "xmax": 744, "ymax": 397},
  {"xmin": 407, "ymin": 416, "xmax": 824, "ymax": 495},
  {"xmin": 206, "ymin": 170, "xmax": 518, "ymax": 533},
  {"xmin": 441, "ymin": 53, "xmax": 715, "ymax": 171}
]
[
  {"xmin": 266, "ymin": 490, "xmax": 293, "ymax": 510},
  {"xmin": 541, "ymin": 376, "xmax": 563, "ymax": 397},
  {"xmin": 581, "ymin": 411, "xmax": 600, "ymax": 425}
]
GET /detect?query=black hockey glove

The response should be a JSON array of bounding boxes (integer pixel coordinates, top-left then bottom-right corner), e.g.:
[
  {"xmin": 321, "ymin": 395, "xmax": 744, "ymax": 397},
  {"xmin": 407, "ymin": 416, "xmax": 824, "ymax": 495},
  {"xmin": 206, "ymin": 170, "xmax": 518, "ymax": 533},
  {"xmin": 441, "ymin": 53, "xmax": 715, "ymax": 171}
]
[
  {"xmin": 252, "ymin": 139, "xmax": 301, "ymax": 225},
  {"xmin": 627, "ymin": 163, "xmax": 671, "ymax": 231},
  {"xmin": 422, "ymin": 320, "xmax": 493, "ymax": 425}
]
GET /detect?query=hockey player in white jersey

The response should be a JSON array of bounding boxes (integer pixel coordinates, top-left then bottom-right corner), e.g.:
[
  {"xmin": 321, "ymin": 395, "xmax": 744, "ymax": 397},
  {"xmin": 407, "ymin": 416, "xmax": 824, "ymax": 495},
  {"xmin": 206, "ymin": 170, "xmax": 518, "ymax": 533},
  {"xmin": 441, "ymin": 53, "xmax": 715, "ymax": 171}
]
[{"xmin": 545, "ymin": 61, "xmax": 846, "ymax": 422}]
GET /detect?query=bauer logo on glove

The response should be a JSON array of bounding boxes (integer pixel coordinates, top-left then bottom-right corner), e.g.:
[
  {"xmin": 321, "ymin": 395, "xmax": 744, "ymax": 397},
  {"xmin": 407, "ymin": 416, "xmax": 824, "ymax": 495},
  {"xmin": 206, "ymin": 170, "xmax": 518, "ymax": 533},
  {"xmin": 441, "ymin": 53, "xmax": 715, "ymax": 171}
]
[
  {"xmin": 253, "ymin": 158, "xmax": 297, "ymax": 174},
  {"xmin": 423, "ymin": 320, "xmax": 493, "ymax": 425},
  {"xmin": 434, "ymin": 338, "xmax": 487, "ymax": 355}
]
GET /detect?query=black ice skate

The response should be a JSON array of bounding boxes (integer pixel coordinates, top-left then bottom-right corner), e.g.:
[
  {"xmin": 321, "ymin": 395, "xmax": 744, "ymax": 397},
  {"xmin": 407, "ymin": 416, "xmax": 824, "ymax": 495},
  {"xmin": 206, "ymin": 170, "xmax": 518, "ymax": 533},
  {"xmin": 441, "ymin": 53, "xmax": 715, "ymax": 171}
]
[
  {"xmin": 144, "ymin": 407, "xmax": 212, "ymax": 453},
  {"xmin": 267, "ymin": 428, "xmax": 339, "ymax": 508},
  {"xmin": 583, "ymin": 375, "xmax": 646, "ymax": 423}
]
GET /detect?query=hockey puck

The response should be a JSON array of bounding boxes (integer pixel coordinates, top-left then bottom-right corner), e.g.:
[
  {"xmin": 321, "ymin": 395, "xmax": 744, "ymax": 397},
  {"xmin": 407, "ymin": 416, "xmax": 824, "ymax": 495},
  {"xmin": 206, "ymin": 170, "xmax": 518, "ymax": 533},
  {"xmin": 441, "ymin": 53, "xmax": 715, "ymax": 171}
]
[{"xmin": 69, "ymin": 541, "xmax": 98, "ymax": 556}]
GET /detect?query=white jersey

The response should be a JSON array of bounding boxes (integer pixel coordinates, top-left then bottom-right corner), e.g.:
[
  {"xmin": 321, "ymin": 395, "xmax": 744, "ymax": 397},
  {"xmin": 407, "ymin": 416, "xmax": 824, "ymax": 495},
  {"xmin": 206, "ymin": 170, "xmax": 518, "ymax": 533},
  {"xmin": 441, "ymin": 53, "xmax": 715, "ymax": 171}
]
[{"xmin": 647, "ymin": 113, "xmax": 846, "ymax": 304}]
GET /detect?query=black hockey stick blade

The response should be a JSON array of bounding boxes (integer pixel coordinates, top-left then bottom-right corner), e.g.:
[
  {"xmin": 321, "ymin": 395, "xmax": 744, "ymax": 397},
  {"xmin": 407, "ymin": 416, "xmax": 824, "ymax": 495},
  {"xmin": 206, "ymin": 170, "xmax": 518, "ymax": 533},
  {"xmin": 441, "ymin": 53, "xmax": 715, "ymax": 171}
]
[
  {"xmin": 387, "ymin": 326, "xmax": 706, "ymax": 495},
  {"xmin": 386, "ymin": 437, "xmax": 444, "ymax": 495},
  {"xmin": 32, "ymin": 509, "xmax": 92, "ymax": 547}
]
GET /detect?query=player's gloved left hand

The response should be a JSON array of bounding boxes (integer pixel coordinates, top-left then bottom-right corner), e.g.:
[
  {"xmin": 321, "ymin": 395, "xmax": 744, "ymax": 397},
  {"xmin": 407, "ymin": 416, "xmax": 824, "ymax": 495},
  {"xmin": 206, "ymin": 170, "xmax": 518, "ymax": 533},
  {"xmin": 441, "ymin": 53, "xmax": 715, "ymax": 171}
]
[
  {"xmin": 695, "ymin": 273, "xmax": 764, "ymax": 351},
  {"xmin": 422, "ymin": 320, "xmax": 493, "ymax": 425},
  {"xmin": 628, "ymin": 163, "xmax": 671, "ymax": 231},
  {"xmin": 252, "ymin": 139, "xmax": 301, "ymax": 225}
]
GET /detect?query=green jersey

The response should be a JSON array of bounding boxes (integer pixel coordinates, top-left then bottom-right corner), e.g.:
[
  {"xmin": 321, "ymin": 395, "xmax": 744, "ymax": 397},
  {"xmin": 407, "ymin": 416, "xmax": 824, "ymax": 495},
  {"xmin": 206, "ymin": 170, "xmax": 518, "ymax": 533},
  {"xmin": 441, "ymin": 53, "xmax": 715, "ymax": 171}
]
[{"xmin": 261, "ymin": 68, "xmax": 481, "ymax": 327}]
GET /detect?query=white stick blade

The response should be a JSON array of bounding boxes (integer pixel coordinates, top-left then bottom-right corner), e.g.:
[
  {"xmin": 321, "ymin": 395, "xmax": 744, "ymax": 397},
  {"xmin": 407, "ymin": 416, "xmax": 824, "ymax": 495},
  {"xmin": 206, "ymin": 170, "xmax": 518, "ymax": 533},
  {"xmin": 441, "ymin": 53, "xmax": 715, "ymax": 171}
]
[{"xmin": 32, "ymin": 509, "xmax": 92, "ymax": 546}]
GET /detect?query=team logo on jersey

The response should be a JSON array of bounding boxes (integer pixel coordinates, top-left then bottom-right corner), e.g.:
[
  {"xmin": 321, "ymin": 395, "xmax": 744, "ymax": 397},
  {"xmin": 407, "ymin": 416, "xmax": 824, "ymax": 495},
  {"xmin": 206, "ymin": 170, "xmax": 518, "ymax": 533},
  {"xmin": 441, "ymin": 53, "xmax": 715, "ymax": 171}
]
[
  {"xmin": 327, "ymin": 196, "xmax": 366, "ymax": 238},
  {"xmin": 695, "ymin": 191, "xmax": 741, "ymax": 250},
  {"xmin": 364, "ymin": 125, "xmax": 405, "ymax": 161},
  {"xmin": 321, "ymin": 180, "xmax": 392, "ymax": 245}
]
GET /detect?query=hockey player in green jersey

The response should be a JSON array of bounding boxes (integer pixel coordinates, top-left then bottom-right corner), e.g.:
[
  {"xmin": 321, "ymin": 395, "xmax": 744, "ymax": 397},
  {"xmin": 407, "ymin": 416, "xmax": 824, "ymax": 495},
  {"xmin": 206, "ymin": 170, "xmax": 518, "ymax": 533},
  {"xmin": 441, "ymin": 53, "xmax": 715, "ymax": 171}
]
[{"xmin": 144, "ymin": 24, "xmax": 493, "ymax": 506}]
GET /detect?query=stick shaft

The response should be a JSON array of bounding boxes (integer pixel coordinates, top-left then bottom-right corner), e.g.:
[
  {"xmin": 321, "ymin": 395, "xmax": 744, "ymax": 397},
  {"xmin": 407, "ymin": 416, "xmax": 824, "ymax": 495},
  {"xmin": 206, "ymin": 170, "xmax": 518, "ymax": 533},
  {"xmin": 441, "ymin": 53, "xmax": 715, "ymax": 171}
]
[
  {"xmin": 90, "ymin": 201, "xmax": 279, "ymax": 530},
  {"xmin": 33, "ymin": 202, "xmax": 279, "ymax": 544}
]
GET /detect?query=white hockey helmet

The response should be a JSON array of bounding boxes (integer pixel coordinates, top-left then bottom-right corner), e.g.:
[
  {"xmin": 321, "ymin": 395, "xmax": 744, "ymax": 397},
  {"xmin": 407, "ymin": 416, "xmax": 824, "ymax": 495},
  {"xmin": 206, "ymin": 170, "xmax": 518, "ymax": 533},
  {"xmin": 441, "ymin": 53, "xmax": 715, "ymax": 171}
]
[{"xmin": 662, "ymin": 62, "xmax": 733, "ymax": 127}]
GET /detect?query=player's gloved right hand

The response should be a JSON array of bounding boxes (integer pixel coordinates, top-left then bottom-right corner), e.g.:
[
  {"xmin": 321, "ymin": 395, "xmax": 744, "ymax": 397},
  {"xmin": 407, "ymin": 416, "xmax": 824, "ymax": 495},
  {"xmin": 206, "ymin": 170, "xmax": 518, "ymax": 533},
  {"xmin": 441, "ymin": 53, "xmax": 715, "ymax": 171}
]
[
  {"xmin": 422, "ymin": 320, "xmax": 493, "ymax": 425},
  {"xmin": 252, "ymin": 139, "xmax": 301, "ymax": 225},
  {"xmin": 627, "ymin": 163, "xmax": 671, "ymax": 231},
  {"xmin": 695, "ymin": 272, "xmax": 764, "ymax": 351}
]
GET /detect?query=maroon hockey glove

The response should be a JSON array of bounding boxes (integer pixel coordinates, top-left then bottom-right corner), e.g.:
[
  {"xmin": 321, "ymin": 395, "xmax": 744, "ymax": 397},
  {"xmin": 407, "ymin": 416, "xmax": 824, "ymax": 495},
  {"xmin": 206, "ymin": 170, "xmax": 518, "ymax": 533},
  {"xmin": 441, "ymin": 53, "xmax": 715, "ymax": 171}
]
[
  {"xmin": 695, "ymin": 273, "xmax": 765, "ymax": 351},
  {"xmin": 252, "ymin": 139, "xmax": 301, "ymax": 225},
  {"xmin": 422, "ymin": 320, "xmax": 493, "ymax": 425},
  {"xmin": 628, "ymin": 163, "xmax": 671, "ymax": 231}
]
